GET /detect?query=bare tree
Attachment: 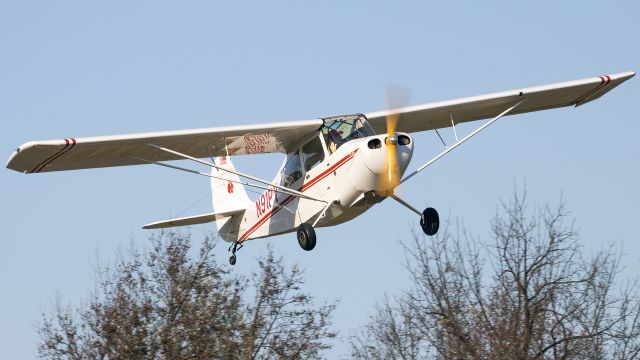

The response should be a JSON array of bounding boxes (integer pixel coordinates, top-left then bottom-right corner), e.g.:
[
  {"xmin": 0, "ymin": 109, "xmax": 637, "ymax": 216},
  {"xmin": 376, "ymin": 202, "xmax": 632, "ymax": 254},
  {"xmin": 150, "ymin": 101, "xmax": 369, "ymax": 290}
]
[
  {"xmin": 351, "ymin": 192, "xmax": 640, "ymax": 359},
  {"xmin": 38, "ymin": 232, "xmax": 336, "ymax": 359}
]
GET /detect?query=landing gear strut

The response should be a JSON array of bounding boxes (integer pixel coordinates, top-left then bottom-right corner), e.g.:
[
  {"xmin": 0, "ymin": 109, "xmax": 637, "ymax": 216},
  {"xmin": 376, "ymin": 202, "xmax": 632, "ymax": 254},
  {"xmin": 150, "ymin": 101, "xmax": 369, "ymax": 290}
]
[
  {"xmin": 388, "ymin": 195, "xmax": 439, "ymax": 236},
  {"xmin": 420, "ymin": 207, "xmax": 439, "ymax": 236},
  {"xmin": 297, "ymin": 223, "xmax": 317, "ymax": 251},
  {"xmin": 228, "ymin": 241, "xmax": 243, "ymax": 265}
]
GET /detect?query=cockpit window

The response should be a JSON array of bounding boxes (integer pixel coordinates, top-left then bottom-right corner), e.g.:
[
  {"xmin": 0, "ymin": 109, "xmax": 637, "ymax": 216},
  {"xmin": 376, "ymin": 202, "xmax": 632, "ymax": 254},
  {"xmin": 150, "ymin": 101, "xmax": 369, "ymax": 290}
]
[
  {"xmin": 282, "ymin": 151, "xmax": 302, "ymax": 188},
  {"xmin": 301, "ymin": 135, "xmax": 325, "ymax": 172},
  {"xmin": 321, "ymin": 116, "xmax": 375, "ymax": 154}
]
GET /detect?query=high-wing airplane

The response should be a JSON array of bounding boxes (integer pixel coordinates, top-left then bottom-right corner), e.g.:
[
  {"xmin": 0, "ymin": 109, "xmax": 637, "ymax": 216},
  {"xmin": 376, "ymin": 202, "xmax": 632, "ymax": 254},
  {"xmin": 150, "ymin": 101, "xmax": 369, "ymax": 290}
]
[{"xmin": 6, "ymin": 72, "xmax": 635, "ymax": 265}]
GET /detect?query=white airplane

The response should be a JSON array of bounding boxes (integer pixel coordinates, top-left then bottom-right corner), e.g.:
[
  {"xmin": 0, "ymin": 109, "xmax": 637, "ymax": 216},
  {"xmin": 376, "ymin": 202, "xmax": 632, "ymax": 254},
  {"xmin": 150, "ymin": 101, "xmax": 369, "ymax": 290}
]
[{"xmin": 7, "ymin": 72, "xmax": 635, "ymax": 265}]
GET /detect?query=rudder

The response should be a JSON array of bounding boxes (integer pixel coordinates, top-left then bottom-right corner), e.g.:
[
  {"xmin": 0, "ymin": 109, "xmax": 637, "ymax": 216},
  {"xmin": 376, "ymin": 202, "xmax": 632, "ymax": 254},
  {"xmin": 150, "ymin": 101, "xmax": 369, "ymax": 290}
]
[{"xmin": 211, "ymin": 156, "xmax": 251, "ymax": 235}]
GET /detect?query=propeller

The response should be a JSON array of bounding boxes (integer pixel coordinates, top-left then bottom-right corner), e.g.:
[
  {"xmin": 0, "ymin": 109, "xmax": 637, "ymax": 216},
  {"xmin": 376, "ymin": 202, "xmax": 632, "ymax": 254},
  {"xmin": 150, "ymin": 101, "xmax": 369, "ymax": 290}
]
[{"xmin": 378, "ymin": 86, "xmax": 409, "ymax": 196}]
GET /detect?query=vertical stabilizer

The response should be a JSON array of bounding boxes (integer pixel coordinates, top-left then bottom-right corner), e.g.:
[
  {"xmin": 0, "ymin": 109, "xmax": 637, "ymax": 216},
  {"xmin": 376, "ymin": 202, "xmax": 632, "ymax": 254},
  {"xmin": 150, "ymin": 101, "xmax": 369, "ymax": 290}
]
[
  {"xmin": 211, "ymin": 157, "xmax": 251, "ymax": 235},
  {"xmin": 211, "ymin": 156, "xmax": 251, "ymax": 212}
]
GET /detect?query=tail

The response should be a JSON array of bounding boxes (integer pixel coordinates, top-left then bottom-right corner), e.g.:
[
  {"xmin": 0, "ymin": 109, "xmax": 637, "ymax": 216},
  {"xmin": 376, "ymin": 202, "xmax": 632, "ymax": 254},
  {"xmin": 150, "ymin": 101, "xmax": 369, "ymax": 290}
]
[{"xmin": 211, "ymin": 156, "xmax": 252, "ymax": 237}]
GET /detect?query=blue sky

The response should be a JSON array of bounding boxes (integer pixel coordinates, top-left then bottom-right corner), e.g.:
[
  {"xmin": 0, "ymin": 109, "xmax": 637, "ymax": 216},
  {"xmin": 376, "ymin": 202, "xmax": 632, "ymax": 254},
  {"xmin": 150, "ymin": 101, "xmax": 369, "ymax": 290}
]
[{"xmin": 1, "ymin": 1, "xmax": 638, "ymax": 358}]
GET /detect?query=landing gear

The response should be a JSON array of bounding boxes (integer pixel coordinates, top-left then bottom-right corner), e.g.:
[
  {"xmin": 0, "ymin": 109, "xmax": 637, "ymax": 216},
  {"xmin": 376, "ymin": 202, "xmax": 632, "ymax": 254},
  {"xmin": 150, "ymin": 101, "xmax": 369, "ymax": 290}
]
[
  {"xmin": 228, "ymin": 241, "xmax": 243, "ymax": 265},
  {"xmin": 420, "ymin": 207, "xmax": 439, "ymax": 236},
  {"xmin": 297, "ymin": 223, "xmax": 317, "ymax": 251},
  {"xmin": 388, "ymin": 195, "xmax": 439, "ymax": 236}
]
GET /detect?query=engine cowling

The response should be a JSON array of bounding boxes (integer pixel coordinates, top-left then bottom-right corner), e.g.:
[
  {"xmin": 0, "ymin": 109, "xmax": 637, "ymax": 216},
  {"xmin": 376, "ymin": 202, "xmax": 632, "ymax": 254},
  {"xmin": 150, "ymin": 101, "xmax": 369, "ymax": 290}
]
[{"xmin": 348, "ymin": 133, "xmax": 413, "ymax": 193}]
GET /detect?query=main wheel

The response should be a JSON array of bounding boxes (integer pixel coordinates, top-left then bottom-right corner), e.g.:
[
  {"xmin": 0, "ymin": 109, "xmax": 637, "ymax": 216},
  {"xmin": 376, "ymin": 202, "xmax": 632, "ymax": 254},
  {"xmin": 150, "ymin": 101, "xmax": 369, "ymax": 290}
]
[
  {"xmin": 420, "ymin": 207, "xmax": 439, "ymax": 236},
  {"xmin": 297, "ymin": 223, "xmax": 317, "ymax": 251},
  {"xmin": 229, "ymin": 254, "xmax": 237, "ymax": 265}
]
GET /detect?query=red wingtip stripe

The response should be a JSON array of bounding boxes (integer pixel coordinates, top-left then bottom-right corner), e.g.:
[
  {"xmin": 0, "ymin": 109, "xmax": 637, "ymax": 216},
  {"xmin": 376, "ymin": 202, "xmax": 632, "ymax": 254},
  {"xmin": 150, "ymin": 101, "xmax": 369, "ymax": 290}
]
[
  {"xmin": 30, "ymin": 139, "xmax": 69, "ymax": 173},
  {"xmin": 573, "ymin": 75, "xmax": 612, "ymax": 105},
  {"xmin": 31, "ymin": 138, "xmax": 77, "ymax": 173}
]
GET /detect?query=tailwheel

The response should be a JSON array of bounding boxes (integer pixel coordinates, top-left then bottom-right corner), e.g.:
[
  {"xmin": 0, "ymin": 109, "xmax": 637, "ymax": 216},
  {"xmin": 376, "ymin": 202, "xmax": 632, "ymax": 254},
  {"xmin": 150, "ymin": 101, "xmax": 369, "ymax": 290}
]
[
  {"xmin": 227, "ymin": 241, "xmax": 243, "ymax": 266},
  {"xmin": 420, "ymin": 207, "xmax": 439, "ymax": 236},
  {"xmin": 297, "ymin": 223, "xmax": 317, "ymax": 251}
]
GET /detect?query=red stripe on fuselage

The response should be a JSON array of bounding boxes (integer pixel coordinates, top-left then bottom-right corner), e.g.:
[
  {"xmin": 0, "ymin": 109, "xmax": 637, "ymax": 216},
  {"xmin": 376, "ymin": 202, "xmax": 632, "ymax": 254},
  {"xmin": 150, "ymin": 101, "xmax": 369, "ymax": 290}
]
[
  {"xmin": 238, "ymin": 149, "xmax": 358, "ymax": 241},
  {"xmin": 239, "ymin": 194, "xmax": 296, "ymax": 242},
  {"xmin": 301, "ymin": 149, "xmax": 357, "ymax": 191}
]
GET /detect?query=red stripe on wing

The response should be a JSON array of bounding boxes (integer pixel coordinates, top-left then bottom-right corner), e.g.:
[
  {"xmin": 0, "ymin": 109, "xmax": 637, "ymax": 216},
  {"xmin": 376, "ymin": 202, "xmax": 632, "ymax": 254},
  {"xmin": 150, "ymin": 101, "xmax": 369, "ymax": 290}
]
[{"xmin": 30, "ymin": 139, "xmax": 71, "ymax": 173}]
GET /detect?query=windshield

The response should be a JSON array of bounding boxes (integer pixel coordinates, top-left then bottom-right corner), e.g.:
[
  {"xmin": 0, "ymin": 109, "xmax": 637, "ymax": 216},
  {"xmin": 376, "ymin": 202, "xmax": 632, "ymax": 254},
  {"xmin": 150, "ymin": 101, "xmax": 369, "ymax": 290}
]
[{"xmin": 321, "ymin": 115, "xmax": 375, "ymax": 154}]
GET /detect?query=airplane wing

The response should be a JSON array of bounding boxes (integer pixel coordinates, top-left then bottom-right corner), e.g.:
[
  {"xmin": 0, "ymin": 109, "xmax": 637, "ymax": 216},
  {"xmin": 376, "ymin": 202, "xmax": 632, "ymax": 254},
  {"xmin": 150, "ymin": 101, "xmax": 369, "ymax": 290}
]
[
  {"xmin": 142, "ymin": 209, "xmax": 245, "ymax": 229},
  {"xmin": 365, "ymin": 71, "xmax": 635, "ymax": 135},
  {"xmin": 6, "ymin": 119, "xmax": 322, "ymax": 173},
  {"xmin": 7, "ymin": 72, "xmax": 634, "ymax": 174}
]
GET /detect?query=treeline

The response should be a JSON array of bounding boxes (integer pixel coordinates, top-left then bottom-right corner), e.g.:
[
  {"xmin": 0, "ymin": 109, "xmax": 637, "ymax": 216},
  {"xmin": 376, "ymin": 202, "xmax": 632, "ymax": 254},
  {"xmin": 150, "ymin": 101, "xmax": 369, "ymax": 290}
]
[{"xmin": 39, "ymin": 193, "xmax": 640, "ymax": 359}]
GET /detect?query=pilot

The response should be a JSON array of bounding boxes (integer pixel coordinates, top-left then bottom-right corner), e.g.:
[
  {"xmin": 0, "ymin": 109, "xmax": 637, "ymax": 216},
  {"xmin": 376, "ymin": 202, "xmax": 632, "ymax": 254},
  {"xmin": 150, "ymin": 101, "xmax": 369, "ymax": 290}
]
[{"xmin": 327, "ymin": 129, "xmax": 343, "ymax": 154}]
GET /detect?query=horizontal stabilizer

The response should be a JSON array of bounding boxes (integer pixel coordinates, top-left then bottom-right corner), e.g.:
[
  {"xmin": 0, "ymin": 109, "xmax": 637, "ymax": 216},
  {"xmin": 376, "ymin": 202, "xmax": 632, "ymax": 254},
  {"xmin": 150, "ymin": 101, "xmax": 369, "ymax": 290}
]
[{"xmin": 142, "ymin": 209, "xmax": 245, "ymax": 229}]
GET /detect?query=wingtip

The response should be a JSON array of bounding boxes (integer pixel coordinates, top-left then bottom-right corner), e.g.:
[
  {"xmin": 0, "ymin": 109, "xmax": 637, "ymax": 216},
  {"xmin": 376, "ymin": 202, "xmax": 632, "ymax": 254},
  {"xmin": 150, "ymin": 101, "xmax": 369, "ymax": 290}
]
[
  {"xmin": 6, "ymin": 141, "xmax": 52, "ymax": 174},
  {"xmin": 611, "ymin": 71, "xmax": 635, "ymax": 81},
  {"xmin": 6, "ymin": 148, "xmax": 24, "ymax": 173}
]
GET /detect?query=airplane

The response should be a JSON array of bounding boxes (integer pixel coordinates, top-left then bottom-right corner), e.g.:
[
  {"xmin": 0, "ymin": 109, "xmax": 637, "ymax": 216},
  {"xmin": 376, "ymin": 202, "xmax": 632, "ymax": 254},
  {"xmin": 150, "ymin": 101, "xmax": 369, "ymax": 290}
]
[{"xmin": 6, "ymin": 71, "xmax": 635, "ymax": 265}]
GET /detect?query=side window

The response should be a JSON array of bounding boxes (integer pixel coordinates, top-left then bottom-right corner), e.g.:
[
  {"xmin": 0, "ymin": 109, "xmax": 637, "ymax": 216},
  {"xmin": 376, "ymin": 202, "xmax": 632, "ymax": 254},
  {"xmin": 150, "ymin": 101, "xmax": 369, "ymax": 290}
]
[
  {"xmin": 322, "ymin": 127, "xmax": 342, "ymax": 154},
  {"xmin": 282, "ymin": 151, "xmax": 302, "ymax": 188},
  {"xmin": 301, "ymin": 136, "xmax": 325, "ymax": 172}
]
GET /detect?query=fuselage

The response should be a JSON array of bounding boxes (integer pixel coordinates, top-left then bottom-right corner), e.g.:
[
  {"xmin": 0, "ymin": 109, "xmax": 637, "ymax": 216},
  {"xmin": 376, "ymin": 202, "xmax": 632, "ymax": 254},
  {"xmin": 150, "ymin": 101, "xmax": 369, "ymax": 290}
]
[{"xmin": 218, "ymin": 115, "xmax": 414, "ymax": 243}]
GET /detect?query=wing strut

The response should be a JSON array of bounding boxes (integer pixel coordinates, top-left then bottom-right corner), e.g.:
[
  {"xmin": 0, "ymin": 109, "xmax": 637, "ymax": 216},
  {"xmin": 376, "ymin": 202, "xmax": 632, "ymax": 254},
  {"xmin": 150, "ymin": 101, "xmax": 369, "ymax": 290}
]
[
  {"xmin": 140, "ymin": 143, "xmax": 326, "ymax": 203},
  {"xmin": 433, "ymin": 111, "xmax": 461, "ymax": 148},
  {"xmin": 401, "ymin": 98, "xmax": 527, "ymax": 184},
  {"xmin": 130, "ymin": 156, "xmax": 322, "ymax": 202},
  {"xmin": 450, "ymin": 111, "xmax": 459, "ymax": 142}
]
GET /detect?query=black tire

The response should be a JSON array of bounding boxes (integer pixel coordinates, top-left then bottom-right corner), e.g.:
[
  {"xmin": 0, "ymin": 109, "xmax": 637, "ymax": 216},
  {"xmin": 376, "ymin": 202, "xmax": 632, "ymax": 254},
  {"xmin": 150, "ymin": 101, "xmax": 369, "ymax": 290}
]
[
  {"xmin": 229, "ymin": 254, "xmax": 237, "ymax": 265},
  {"xmin": 297, "ymin": 223, "xmax": 317, "ymax": 251},
  {"xmin": 421, "ymin": 207, "xmax": 439, "ymax": 236}
]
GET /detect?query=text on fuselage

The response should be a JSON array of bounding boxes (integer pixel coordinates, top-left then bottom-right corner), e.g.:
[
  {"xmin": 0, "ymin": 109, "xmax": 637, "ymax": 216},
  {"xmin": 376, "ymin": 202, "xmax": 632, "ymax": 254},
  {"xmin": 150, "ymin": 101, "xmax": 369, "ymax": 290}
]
[{"xmin": 255, "ymin": 189, "xmax": 276, "ymax": 217}]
